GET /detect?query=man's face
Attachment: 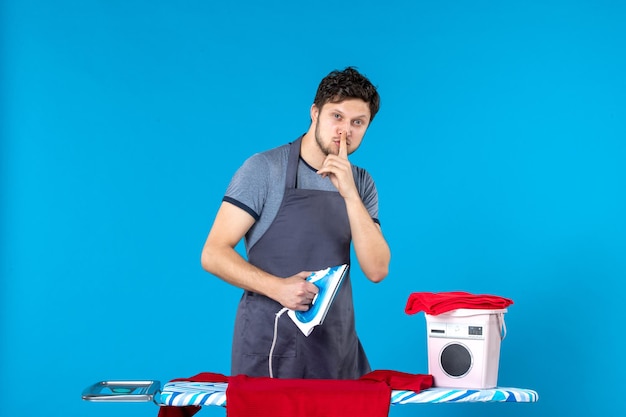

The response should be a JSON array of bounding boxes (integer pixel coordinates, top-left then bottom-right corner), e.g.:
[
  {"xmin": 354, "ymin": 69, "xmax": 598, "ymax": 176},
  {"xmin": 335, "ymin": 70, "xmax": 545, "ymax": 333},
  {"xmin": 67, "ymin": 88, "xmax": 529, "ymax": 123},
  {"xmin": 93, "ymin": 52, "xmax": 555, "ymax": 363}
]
[{"xmin": 312, "ymin": 98, "xmax": 371, "ymax": 156}]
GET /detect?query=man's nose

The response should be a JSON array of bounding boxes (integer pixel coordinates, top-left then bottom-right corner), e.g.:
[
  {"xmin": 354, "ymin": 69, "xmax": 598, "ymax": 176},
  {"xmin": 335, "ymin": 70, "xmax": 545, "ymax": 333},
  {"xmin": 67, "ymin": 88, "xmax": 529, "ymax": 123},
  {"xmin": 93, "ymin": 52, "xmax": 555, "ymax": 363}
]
[{"xmin": 339, "ymin": 123, "xmax": 352, "ymax": 136}]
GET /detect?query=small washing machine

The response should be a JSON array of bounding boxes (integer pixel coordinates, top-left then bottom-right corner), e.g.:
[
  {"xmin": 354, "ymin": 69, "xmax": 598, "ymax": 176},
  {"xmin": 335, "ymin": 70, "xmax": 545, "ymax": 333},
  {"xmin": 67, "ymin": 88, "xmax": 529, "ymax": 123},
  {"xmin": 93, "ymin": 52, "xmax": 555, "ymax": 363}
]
[{"xmin": 425, "ymin": 308, "xmax": 507, "ymax": 389}]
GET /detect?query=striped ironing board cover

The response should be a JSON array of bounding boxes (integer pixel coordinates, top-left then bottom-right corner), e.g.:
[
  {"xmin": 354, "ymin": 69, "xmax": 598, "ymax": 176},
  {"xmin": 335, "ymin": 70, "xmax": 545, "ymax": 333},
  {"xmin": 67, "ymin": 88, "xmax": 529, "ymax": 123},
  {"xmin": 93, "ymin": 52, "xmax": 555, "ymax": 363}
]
[{"xmin": 158, "ymin": 381, "xmax": 538, "ymax": 407}]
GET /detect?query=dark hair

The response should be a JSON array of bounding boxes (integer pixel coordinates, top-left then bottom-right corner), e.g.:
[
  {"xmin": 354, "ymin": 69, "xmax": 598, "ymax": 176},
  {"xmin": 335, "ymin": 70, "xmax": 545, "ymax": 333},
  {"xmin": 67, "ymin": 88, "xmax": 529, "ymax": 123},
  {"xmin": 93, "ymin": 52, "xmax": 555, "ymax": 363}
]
[{"xmin": 313, "ymin": 67, "xmax": 380, "ymax": 122}]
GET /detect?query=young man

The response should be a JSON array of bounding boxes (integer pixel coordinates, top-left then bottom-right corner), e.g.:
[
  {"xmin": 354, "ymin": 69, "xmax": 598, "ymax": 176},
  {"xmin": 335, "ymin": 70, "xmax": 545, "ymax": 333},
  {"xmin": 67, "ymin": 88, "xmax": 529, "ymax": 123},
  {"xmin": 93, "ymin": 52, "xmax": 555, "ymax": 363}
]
[{"xmin": 201, "ymin": 67, "xmax": 391, "ymax": 379}]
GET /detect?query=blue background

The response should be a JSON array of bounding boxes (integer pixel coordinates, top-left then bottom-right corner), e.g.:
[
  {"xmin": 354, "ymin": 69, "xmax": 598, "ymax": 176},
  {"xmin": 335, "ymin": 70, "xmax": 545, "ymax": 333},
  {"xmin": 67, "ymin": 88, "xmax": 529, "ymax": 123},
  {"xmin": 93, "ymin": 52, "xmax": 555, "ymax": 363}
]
[{"xmin": 2, "ymin": 1, "xmax": 625, "ymax": 416}]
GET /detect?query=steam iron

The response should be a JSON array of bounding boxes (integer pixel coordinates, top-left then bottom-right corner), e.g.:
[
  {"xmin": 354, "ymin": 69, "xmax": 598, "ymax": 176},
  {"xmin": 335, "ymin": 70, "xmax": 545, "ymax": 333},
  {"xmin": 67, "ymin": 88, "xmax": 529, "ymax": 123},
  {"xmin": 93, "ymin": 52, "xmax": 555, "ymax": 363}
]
[{"xmin": 288, "ymin": 264, "xmax": 348, "ymax": 336}]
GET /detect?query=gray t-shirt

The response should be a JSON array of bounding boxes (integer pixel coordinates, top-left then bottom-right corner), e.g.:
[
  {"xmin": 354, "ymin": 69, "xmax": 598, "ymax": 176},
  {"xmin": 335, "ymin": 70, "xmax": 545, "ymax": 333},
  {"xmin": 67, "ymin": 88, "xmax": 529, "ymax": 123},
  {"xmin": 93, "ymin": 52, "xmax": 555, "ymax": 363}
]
[{"xmin": 224, "ymin": 141, "xmax": 380, "ymax": 251}]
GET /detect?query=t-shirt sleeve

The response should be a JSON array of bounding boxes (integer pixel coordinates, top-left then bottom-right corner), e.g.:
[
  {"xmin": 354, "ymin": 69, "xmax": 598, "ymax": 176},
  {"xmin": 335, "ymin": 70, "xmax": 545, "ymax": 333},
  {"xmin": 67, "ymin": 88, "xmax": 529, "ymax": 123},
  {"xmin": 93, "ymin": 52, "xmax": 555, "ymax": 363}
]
[{"xmin": 223, "ymin": 152, "xmax": 272, "ymax": 221}]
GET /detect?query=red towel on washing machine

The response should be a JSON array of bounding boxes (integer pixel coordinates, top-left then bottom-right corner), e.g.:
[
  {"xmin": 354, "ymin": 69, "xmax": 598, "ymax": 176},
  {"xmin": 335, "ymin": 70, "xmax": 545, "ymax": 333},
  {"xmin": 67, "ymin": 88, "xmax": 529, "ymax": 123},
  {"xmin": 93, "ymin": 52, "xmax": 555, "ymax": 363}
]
[{"xmin": 405, "ymin": 291, "xmax": 513, "ymax": 316}]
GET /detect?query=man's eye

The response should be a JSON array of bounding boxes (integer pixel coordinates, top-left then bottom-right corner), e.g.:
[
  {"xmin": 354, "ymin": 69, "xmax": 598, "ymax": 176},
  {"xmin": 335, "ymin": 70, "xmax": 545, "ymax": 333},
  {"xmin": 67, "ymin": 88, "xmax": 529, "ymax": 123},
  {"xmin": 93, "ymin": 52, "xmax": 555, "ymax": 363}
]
[
  {"xmin": 333, "ymin": 114, "xmax": 342, "ymax": 119},
  {"xmin": 353, "ymin": 120, "xmax": 363, "ymax": 126}
]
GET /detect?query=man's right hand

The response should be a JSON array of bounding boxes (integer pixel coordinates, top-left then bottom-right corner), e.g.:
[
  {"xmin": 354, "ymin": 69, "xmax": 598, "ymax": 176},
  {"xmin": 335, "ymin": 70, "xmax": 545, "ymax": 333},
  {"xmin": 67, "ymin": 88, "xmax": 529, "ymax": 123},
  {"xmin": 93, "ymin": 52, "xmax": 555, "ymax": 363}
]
[{"xmin": 274, "ymin": 271, "xmax": 320, "ymax": 311}]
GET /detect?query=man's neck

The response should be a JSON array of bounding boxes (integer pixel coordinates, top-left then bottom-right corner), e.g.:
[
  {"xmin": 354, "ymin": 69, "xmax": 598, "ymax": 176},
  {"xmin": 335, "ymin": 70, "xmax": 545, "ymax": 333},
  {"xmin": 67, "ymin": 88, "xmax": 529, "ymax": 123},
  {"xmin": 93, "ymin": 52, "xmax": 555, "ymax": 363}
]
[{"xmin": 299, "ymin": 130, "xmax": 324, "ymax": 170}]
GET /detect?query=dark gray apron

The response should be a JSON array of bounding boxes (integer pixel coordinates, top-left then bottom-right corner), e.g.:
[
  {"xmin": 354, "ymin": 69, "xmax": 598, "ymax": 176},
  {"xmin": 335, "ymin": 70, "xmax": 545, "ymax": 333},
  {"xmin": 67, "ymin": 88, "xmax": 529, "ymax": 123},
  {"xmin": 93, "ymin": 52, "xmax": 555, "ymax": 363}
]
[{"xmin": 231, "ymin": 137, "xmax": 371, "ymax": 379}]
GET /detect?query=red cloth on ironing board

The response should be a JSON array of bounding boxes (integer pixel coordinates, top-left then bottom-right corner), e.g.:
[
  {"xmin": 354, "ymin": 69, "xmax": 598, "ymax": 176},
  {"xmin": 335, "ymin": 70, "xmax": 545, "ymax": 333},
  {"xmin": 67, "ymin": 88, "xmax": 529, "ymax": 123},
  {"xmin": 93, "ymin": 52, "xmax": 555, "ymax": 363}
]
[
  {"xmin": 361, "ymin": 370, "xmax": 434, "ymax": 392},
  {"xmin": 157, "ymin": 372, "xmax": 228, "ymax": 417},
  {"xmin": 157, "ymin": 370, "xmax": 433, "ymax": 417},
  {"xmin": 227, "ymin": 374, "xmax": 391, "ymax": 417},
  {"xmin": 405, "ymin": 291, "xmax": 514, "ymax": 316}
]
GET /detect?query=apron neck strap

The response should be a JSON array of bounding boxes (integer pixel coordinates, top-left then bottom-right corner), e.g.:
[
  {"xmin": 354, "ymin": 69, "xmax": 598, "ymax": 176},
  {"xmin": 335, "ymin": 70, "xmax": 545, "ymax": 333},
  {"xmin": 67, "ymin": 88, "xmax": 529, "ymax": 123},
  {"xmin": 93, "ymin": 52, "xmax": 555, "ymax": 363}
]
[{"xmin": 285, "ymin": 136, "xmax": 303, "ymax": 190}]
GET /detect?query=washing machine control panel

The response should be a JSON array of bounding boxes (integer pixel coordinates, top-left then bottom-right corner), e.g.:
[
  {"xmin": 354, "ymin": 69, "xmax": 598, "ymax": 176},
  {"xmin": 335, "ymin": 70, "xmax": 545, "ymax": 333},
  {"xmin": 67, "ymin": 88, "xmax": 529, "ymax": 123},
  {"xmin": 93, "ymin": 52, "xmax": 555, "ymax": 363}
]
[{"xmin": 428, "ymin": 322, "xmax": 485, "ymax": 340}]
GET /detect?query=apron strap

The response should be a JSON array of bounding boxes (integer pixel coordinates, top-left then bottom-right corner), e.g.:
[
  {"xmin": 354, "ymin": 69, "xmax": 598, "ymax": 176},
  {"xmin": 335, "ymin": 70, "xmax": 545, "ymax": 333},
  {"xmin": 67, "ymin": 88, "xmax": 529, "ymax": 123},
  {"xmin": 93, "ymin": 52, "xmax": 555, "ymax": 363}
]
[{"xmin": 285, "ymin": 137, "xmax": 303, "ymax": 190}]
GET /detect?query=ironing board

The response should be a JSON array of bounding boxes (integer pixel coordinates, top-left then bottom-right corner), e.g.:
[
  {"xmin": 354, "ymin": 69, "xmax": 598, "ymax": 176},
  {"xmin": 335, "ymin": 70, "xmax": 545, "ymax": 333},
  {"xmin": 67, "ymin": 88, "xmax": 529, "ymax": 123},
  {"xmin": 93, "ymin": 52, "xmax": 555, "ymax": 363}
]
[{"xmin": 83, "ymin": 379, "xmax": 539, "ymax": 406}]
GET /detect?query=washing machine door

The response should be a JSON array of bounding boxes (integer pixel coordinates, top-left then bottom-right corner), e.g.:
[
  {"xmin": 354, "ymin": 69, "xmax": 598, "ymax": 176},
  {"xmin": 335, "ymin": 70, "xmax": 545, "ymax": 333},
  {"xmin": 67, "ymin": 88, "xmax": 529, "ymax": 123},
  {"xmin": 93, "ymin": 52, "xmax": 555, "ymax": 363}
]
[{"xmin": 440, "ymin": 342, "xmax": 473, "ymax": 377}]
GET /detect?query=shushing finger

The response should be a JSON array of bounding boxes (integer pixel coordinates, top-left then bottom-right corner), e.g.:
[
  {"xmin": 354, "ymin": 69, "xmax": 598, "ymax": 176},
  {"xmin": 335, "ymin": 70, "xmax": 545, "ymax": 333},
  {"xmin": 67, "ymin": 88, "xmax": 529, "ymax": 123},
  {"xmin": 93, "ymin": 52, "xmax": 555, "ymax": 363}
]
[{"xmin": 339, "ymin": 130, "xmax": 348, "ymax": 159}]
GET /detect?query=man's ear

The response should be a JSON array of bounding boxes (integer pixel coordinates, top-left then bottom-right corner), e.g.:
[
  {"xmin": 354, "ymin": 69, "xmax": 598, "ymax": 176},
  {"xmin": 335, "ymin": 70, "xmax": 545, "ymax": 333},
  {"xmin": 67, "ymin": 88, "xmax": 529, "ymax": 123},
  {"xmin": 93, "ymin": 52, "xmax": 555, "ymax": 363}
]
[{"xmin": 310, "ymin": 104, "xmax": 320, "ymax": 122}]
